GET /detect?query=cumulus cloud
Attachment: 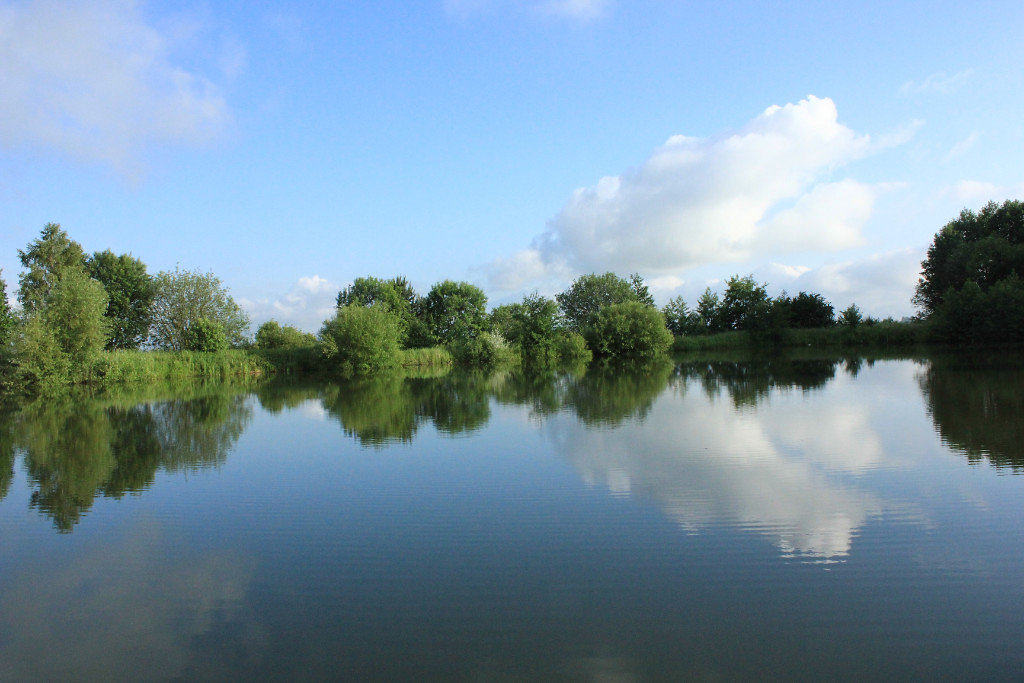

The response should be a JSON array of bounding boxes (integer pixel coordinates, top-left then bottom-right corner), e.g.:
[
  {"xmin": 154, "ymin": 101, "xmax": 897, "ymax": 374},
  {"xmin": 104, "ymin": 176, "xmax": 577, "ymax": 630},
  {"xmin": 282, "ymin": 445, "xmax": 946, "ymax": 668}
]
[
  {"xmin": 899, "ymin": 69, "xmax": 974, "ymax": 96},
  {"xmin": 0, "ymin": 0, "xmax": 232, "ymax": 174},
  {"xmin": 239, "ymin": 275, "xmax": 338, "ymax": 332},
  {"xmin": 776, "ymin": 248, "xmax": 925, "ymax": 318},
  {"xmin": 487, "ymin": 96, "xmax": 888, "ymax": 292}
]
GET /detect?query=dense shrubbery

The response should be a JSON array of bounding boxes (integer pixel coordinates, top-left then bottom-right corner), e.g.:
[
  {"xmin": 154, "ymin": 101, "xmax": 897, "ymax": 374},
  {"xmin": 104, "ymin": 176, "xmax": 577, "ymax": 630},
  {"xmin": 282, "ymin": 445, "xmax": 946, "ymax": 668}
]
[
  {"xmin": 584, "ymin": 301, "xmax": 673, "ymax": 360},
  {"xmin": 318, "ymin": 305, "xmax": 404, "ymax": 376},
  {"xmin": 255, "ymin": 320, "xmax": 317, "ymax": 350}
]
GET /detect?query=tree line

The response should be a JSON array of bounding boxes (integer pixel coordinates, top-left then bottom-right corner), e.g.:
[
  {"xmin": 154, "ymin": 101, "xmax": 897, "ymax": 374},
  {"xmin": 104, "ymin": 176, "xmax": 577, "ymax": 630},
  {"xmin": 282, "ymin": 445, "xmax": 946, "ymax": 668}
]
[{"xmin": 2, "ymin": 200, "xmax": 1020, "ymax": 390}]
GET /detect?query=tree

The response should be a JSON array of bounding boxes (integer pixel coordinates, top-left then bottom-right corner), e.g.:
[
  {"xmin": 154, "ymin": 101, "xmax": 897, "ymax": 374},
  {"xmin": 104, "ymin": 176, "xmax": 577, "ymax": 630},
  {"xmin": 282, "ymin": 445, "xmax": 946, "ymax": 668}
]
[
  {"xmin": 787, "ymin": 291, "xmax": 835, "ymax": 328},
  {"xmin": 584, "ymin": 301, "xmax": 673, "ymax": 360},
  {"xmin": 696, "ymin": 287, "xmax": 722, "ymax": 333},
  {"xmin": 662, "ymin": 295, "xmax": 701, "ymax": 336},
  {"xmin": 15, "ymin": 268, "xmax": 109, "ymax": 388},
  {"xmin": 150, "ymin": 268, "xmax": 250, "ymax": 350},
  {"xmin": 181, "ymin": 318, "xmax": 228, "ymax": 352},
  {"xmin": 255, "ymin": 320, "xmax": 316, "ymax": 349},
  {"xmin": 421, "ymin": 280, "xmax": 488, "ymax": 346},
  {"xmin": 0, "ymin": 271, "xmax": 15, "ymax": 352},
  {"xmin": 318, "ymin": 305, "xmax": 402, "ymax": 376},
  {"xmin": 838, "ymin": 304, "xmax": 862, "ymax": 326},
  {"xmin": 914, "ymin": 200, "xmax": 1024, "ymax": 315},
  {"xmin": 719, "ymin": 275, "xmax": 771, "ymax": 331},
  {"xmin": 87, "ymin": 250, "xmax": 156, "ymax": 350},
  {"xmin": 17, "ymin": 223, "xmax": 88, "ymax": 313},
  {"xmin": 336, "ymin": 275, "xmax": 425, "ymax": 346},
  {"xmin": 556, "ymin": 272, "xmax": 652, "ymax": 332}
]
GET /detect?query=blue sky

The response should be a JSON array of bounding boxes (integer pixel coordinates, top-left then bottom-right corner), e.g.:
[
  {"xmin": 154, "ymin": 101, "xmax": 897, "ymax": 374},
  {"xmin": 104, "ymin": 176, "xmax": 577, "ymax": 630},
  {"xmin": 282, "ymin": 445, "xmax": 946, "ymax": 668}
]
[{"xmin": 2, "ymin": 0, "xmax": 1023, "ymax": 331}]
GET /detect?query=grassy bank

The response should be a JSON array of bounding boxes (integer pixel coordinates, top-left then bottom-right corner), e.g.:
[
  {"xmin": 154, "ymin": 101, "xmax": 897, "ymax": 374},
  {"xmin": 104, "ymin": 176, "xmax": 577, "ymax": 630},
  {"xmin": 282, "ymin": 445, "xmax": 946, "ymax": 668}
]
[{"xmin": 672, "ymin": 320, "xmax": 930, "ymax": 353}]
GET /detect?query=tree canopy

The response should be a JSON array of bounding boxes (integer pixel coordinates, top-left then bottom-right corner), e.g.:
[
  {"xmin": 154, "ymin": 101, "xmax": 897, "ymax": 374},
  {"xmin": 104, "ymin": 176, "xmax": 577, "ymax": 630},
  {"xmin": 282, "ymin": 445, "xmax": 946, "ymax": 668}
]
[
  {"xmin": 87, "ymin": 250, "xmax": 155, "ymax": 350},
  {"xmin": 149, "ymin": 268, "xmax": 251, "ymax": 350},
  {"xmin": 556, "ymin": 272, "xmax": 653, "ymax": 332},
  {"xmin": 17, "ymin": 223, "xmax": 88, "ymax": 313},
  {"xmin": 421, "ymin": 280, "xmax": 488, "ymax": 346}
]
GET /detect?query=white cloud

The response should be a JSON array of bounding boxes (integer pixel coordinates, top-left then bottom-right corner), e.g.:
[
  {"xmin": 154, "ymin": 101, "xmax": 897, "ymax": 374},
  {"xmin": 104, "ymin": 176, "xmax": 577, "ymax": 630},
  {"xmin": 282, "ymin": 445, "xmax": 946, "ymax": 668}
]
[
  {"xmin": 486, "ymin": 96, "xmax": 884, "ymax": 292},
  {"xmin": 944, "ymin": 179, "xmax": 1024, "ymax": 205},
  {"xmin": 944, "ymin": 131, "xmax": 979, "ymax": 161},
  {"xmin": 778, "ymin": 248, "xmax": 925, "ymax": 318},
  {"xmin": 0, "ymin": 0, "xmax": 232, "ymax": 174},
  {"xmin": 899, "ymin": 69, "xmax": 974, "ymax": 96},
  {"xmin": 239, "ymin": 275, "xmax": 339, "ymax": 333}
]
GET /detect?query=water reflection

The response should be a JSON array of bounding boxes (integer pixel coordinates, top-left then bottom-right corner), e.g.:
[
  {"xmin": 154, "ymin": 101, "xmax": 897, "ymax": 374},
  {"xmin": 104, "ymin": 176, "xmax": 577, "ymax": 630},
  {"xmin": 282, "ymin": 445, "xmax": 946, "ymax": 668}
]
[
  {"xmin": 918, "ymin": 352, "xmax": 1024, "ymax": 471},
  {"xmin": 8, "ymin": 383, "xmax": 252, "ymax": 531}
]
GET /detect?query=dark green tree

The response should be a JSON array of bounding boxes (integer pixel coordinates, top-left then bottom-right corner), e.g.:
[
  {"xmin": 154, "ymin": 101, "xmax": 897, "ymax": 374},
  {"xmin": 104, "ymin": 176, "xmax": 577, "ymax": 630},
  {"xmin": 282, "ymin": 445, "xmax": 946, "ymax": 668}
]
[
  {"xmin": 0, "ymin": 271, "xmax": 15, "ymax": 351},
  {"xmin": 662, "ymin": 295, "xmax": 702, "ymax": 336},
  {"xmin": 421, "ymin": 280, "xmax": 488, "ymax": 346},
  {"xmin": 718, "ymin": 275, "xmax": 771, "ymax": 331},
  {"xmin": 87, "ymin": 250, "xmax": 156, "ymax": 350},
  {"xmin": 914, "ymin": 200, "xmax": 1024, "ymax": 315},
  {"xmin": 149, "ymin": 267, "xmax": 250, "ymax": 350},
  {"xmin": 556, "ymin": 272, "xmax": 652, "ymax": 332},
  {"xmin": 336, "ymin": 275, "xmax": 425, "ymax": 346},
  {"xmin": 696, "ymin": 287, "xmax": 722, "ymax": 333},
  {"xmin": 17, "ymin": 223, "xmax": 88, "ymax": 313},
  {"xmin": 787, "ymin": 291, "xmax": 835, "ymax": 328}
]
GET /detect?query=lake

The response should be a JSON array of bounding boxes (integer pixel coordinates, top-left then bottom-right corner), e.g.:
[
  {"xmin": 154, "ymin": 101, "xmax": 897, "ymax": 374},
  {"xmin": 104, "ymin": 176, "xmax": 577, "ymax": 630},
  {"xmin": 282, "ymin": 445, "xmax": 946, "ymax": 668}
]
[{"xmin": 2, "ymin": 351, "xmax": 1023, "ymax": 680}]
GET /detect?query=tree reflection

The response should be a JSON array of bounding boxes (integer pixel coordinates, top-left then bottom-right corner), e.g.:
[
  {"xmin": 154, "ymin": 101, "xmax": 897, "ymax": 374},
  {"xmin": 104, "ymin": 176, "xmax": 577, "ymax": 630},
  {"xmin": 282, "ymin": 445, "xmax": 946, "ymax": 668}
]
[
  {"xmin": 563, "ymin": 360, "xmax": 674, "ymax": 426},
  {"xmin": 918, "ymin": 353, "xmax": 1024, "ymax": 471},
  {"xmin": 681, "ymin": 356, "xmax": 838, "ymax": 407},
  {"xmin": 12, "ymin": 385, "xmax": 252, "ymax": 531}
]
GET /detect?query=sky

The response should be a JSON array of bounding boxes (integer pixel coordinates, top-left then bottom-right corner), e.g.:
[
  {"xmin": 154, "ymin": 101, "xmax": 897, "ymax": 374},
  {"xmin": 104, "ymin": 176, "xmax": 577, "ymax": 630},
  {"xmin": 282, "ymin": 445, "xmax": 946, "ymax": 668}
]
[{"xmin": 2, "ymin": 0, "xmax": 1023, "ymax": 332}]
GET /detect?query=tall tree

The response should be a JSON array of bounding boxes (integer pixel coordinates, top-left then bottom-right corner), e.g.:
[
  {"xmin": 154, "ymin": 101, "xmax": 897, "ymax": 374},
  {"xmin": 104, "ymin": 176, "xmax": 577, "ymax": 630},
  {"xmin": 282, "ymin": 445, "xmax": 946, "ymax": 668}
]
[
  {"xmin": 0, "ymin": 270, "xmax": 15, "ymax": 351},
  {"xmin": 149, "ymin": 268, "xmax": 250, "ymax": 350},
  {"xmin": 421, "ymin": 280, "xmax": 488, "ymax": 346},
  {"xmin": 17, "ymin": 223, "xmax": 88, "ymax": 313},
  {"xmin": 87, "ymin": 250, "xmax": 156, "ymax": 350},
  {"xmin": 556, "ymin": 272, "xmax": 650, "ymax": 333}
]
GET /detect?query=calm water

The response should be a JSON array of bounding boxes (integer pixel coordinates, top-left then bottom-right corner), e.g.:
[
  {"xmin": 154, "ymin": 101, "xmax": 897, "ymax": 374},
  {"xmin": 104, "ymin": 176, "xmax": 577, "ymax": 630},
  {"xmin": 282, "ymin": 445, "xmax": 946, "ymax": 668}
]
[{"xmin": 2, "ymin": 352, "xmax": 1023, "ymax": 680}]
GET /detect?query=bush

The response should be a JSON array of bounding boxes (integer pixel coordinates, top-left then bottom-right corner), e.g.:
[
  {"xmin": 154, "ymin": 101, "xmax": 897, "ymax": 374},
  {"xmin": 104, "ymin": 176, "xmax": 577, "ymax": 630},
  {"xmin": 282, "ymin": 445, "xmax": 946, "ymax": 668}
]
[
  {"xmin": 255, "ymin": 320, "xmax": 316, "ymax": 350},
  {"xmin": 318, "ymin": 305, "xmax": 403, "ymax": 376},
  {"xmin": 584, "ymin": 301, "xmax": 673, "ymax": 360},
  {"xmin": 181, "ymin": 318, "xmax": 229, "ymax": 352}
]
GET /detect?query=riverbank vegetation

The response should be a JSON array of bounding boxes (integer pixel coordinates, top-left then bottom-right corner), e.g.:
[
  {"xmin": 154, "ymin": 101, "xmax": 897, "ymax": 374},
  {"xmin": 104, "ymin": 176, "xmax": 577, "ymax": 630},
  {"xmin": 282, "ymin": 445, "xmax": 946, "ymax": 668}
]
[{"xmin": 1, "ymin": 201, "xmax": 1020, "ymax": 394}]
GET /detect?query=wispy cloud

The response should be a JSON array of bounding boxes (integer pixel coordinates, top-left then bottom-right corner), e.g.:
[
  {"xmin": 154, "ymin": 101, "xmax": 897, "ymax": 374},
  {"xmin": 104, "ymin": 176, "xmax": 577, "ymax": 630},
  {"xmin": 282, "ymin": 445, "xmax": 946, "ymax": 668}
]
[
  {"xmin": 444, "ymin": 0, "xmax": 612, "ymax": 22},
  {"xmin": 943, "ymin": 131, "xmax": 979, "ymax": 162},
  {"xmin": 486, "ymin": 96, "xmax": 895, "ymax": 293},
  {"xmin": 0, "ymin": 0, "xmax": 233, "ymax": 176},
  {"xmin": 899, "ymin": 69, "xmax": 974, "ymax": 96}
]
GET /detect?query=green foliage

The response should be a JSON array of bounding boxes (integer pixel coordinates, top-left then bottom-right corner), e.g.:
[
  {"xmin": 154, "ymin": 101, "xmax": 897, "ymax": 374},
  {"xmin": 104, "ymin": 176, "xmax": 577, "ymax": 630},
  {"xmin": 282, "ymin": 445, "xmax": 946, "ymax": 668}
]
[
  {"xmin": 14, "ymin": 268, "xmax": 110, "ymax": 390},
  {"xmin": 421, "ymin": 280, "xmax": 488, "ymax": 346},
  {"xmin": 662, "ymin": 295, "xmax": 702, "ymax": 336},
  {"xmin": 696, "ymin": 287, "xmax": 722, "ymax": 332},
  {"xmin": 397, "ymin": 346, "xmax": 454, "ymax": 368},
  {"xmin": 181, "ymin": 318, "xmax": 228, "ymax": 352},
  {"xmin": 556, "ymin": 272, "xmax": 650, "ymax": 332},
  {"xmin": 96, "ymin": 349, "xmax": 272, "ymax": 384},
  {"xmin": 336, "ymin": 275, "xmax": 422, "ymax": 346},
  {"xmin": 87, "ymin": 250, "xmax": 155, "ymax": 350},
  {"xmin": 718, "ymin": 274, "xmax": 771, "ymax": 331},
  {"xmin": 255, "ymin": 320, "xmax": 316, "ymax": 350},
  {"xmin": 914, "ymin": 200, "xmax": 1024, "ymax": 316},
  {"xmin": 838, "ymin": 304, "xmax": 863, "ymax": 326},
  {"xmin": 450, "ymin": 331, "xmax": 517, "ymax": 366},
  {"xmin": 0, "ymin": 271, "xmax": 15, "ymax": 351},
  {"xmin": 150, "ymin": 267, "xmax": 251, "ymax": 350},
  {"xmin": 584, "ymin": 301, "xmax": 673, "ymax": 360},
  {"xmin": 931, "ymin": 275, "xmax": 1024, "ymax": 344},
  {"xmin": 318, "ymin": 305, "xmax": 403, "ymax": 376},
  {"xmin": 17, "ymin": 223, "xmax": 88, "ymax": 314},
  {"xmin": 785, "ymin": 291, "xmax": 835, "ymax": 328}
]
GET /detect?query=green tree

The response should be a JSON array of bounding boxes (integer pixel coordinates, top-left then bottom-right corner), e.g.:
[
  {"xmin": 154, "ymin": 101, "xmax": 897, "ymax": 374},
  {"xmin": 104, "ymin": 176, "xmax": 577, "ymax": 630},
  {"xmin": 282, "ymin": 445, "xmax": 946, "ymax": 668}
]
[
  {"xmin": 696, "ymin": 287, "xmax": 722, "ymax": 333},
  {"xmin": 254, "ymin": 320, "xmax": 316, "ymax": 349},
  {"xmin": 787, "ymin": 291, "xmax": 835, "ymax": 328},
  {"xmin": 149, "ymin": 267, "xmax": 251, "ymax": 350},
  {"xmin": 662, "ymin": 295, "xmax": 702, "ymax": 336},
  {"xmin": 838, "ymin": 303, "xmax": 862, "ymax": 326},
  {"xmin": 15, "ymin": 268, "xmax": 109, "ymax": 388},
  {"xmin": 336, "ymin": 275, "xmax": 425, "ymax": 346},
  {"xmin": 0, "ymin": 271, "xmax": 15, "ymax": 351},
  {"xmin": 556, "ymin": 272, "xmax": 651, "ymax": 332},
  {"xmin": 87, "ymin": 250, "xmax": 156, "ymax": 350},
  {"xmin": 17, "ymin": 223, "xmax": 88, "ymax": 313},
  {"xmin": 914, "ymin": 200, "xmax": 1024, "ymax": 315},
  {"xmin": 718, "ymin": 275, "xmax": 771, "ymax": 331},
  {"xmin": 181, "ymin": 318, "xmax": 228, "ymax": 352},
  {"xmin": 584, "ymin": 301, "xmax": 673, "ymax": 360},
  {"xmin": 318, "ymin": 305, "xmax": 403, "ymax": 376},
  {"xmin": 421, "ymin": 280, "xmax": 488, "ymax": 346}
]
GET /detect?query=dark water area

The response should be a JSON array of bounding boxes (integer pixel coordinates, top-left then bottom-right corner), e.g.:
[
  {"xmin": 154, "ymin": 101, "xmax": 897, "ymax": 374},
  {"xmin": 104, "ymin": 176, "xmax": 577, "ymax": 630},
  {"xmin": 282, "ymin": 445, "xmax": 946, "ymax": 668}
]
[{"xmin": 2, "ymin": 351, "xmax": 1024, "ymax": 680}]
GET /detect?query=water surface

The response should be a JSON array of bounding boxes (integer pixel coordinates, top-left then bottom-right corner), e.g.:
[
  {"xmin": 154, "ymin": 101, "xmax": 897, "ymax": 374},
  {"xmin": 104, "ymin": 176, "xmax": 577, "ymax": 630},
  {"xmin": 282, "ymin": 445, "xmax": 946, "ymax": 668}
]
[{"xmin": 1, "ymin": 352, "xmax": 1023, "ymax": 680}]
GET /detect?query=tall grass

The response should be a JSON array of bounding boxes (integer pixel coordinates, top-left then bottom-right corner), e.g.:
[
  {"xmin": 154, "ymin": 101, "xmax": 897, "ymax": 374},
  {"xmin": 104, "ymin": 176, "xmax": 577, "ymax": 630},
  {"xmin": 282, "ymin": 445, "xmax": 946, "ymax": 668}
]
[
  {"xmin": 96, "ymin": 349, "xmax": 272, "ymax": 384},
  {"xmin": 398, "ymin": 346, "xmax": 453, "ymax": 367}
]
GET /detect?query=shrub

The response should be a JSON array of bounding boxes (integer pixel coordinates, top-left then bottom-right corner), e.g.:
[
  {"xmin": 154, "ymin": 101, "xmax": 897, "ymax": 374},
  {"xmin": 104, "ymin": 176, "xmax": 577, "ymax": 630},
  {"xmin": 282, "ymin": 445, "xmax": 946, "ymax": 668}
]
[
  {"xmin": 181, "ymin": 318, "xmax": 229, "ymax": 352},
  {"xmin": 317, "ymin": 305, "xmax": 403, "ymax": 376},
  {"xmin": 584, "ymin": 301, "xmax": 673, "ymax": 360}
]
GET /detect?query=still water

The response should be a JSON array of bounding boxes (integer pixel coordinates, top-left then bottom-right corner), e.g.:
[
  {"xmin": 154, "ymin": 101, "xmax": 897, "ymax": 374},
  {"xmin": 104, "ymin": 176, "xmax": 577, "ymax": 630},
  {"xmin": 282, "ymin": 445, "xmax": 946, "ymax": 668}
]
[{"xmin": 1, "ymin": 352, "xmax": 1023, "ymax": 680}]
